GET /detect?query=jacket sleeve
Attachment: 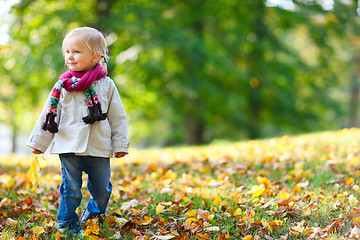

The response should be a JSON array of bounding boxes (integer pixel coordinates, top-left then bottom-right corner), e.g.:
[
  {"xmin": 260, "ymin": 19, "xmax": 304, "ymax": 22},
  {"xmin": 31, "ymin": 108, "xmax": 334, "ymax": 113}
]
[
  {"xmin": 26, "ymin": 92, "xmax": 61, "ymax": 153},
  {"xmin": 107, "ymin": 81, "xmax": 130, "ymax": 153}
]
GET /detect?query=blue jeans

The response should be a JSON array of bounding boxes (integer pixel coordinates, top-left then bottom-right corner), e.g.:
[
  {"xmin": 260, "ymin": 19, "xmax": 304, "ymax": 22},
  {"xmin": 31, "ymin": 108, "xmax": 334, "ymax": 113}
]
[{"xmin": 57, "ymin": 153, "xmax": 112, "ymax": 227}]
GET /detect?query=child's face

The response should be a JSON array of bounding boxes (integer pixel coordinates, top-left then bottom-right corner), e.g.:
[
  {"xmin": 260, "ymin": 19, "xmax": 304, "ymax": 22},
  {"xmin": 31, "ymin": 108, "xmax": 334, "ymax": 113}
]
[{"xmin": 63, "ymin": 36, "xmax": 99, "ymax": 72}]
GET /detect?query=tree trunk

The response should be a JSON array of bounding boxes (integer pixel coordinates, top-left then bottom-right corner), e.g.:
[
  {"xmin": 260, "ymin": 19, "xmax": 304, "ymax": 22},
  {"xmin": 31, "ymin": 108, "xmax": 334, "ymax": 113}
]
[
  {"xmin": 349, "ymin": 78, "xmax": 359, "ymax": 128},
  {"xmin": 185, "ymin": 115, "xmax": 205, "ymax": 145},
  {"xmin": 95, "ymin": 0, "xmax": 113, "ymax": 20},
  {"xmin": 11, "ymin": 111, "xmax": 17, "ymax": 154},
  {"xmin": 183, "ymin": 0, "xmax": 206, "ymax": 145},
  {"xmin": 349, "ymin": 36, "xmax": 360, "ymax": 127},
  {"xmin": 246, "ymin": 0, "xmax": 266, "ymax": 139}
]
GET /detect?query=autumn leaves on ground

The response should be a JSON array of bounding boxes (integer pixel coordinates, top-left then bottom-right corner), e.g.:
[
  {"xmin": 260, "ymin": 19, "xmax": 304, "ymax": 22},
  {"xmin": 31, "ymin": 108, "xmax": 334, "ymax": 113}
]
[{"xmin": 1, "ymin": 129, "xmax": 360, "ymax": 240}]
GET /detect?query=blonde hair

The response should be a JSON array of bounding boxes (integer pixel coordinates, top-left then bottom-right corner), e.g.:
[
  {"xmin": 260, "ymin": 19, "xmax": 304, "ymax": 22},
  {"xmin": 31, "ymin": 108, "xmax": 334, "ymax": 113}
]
[{"xmin": 62, "ymin": 27, "xmax": 108, "ymax": 62}]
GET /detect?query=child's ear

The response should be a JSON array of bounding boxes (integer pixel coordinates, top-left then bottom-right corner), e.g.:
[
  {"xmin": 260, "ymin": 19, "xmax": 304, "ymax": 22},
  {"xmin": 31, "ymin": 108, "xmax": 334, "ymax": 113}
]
[{"xmin": 93, "ymin": 51, "xmax": 101, "ymax": 62}]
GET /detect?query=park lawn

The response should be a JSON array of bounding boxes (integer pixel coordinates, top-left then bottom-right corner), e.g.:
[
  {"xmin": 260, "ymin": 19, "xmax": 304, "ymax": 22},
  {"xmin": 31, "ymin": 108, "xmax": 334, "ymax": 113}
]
[{"xmin": 1, "ymin": 128, "xmax": 360, "ymax": 240}]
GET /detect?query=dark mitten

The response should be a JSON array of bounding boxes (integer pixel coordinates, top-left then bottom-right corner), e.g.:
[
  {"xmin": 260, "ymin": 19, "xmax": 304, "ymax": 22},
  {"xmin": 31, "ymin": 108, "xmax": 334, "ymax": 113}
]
[
  {"xmin": 42, "ymin": 112, "xmax": 59, "ymax": 133},
  {"xmin": 93, "ymin": 102, "xmax": 107, "ymax": 121},
  {"xmin": 83, "ymin": 106, "xmax": 97, "ymax": 124}
]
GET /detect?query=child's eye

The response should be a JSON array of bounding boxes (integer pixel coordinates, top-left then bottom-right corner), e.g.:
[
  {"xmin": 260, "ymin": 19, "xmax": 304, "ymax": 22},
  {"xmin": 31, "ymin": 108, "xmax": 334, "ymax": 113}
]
[{"xmin": 75, "ymin": 51, "xmax": 80, "ymax": 53}]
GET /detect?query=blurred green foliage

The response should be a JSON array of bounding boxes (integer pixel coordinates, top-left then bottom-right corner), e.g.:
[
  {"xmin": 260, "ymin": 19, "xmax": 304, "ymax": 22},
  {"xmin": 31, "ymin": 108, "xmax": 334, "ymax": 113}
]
[{"xmin": 0, "ymin": 0, "xmax": 359, "ymax": 150}]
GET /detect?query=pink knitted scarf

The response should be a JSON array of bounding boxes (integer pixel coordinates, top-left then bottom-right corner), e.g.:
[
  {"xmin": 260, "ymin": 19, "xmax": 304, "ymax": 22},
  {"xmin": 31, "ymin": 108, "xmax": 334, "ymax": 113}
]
[
  {"xmin": 42, "ymin": 63, "xmax": 108, "ymax": 133},
  {"xmin": 60, "ymin": 63, "xmax": 107, "ymax": 91}
]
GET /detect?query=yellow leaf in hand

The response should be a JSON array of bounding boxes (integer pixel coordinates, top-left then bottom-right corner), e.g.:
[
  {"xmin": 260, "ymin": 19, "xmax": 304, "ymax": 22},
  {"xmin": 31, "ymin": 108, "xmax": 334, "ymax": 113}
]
[{"xmin": 28, "ymin": 155, "xmax": 40, "ymax": 186}]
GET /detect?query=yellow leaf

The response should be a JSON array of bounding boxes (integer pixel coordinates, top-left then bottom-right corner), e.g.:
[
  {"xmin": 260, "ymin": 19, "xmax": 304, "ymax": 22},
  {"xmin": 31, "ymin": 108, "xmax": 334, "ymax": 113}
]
[
  {"xmin": 349, "ymin": 195, "xmax": 359, "ymax": 206},
  {"xmin": 156, "ymin": 204, "xmax": 164, "ymax": 214},
  {"xmin": 33, "ymin": 226, "xmax": 45, "ymax": 235},
  {"xmin": 141, "ymin": 216, "xmax": 152, "ymax": 225},
  {"xmin": 245, "ymin": 209, "xmax": 255, "ymax": 223},
  {"xmin": 226, "ymin": 206, "xmax": 235, "ymax": 213},
  {"xmin": 170, "ymin": 230, "xmax": 180, "ymax": 236},
  {"xmin": 28, "ymin": 155, "xmax": 41, "ymax": 185},
  {"xmin": 185, "ymin": 217, "xmax": 197, "ymax": 223},
  {"xmin": 54, "ymin": 232, "xmax": 62, "ymax": 240},
  {"xmin": 250, "ymin": 185, "xmax": 265, "ymax": 198},
  {"xmin": 182, "ymin": 196, "xmax": 192, "ymax": 202},
  {"xmin": 354, "ymin": 216, "xmax": 360, "ymax": 227},
  {"xmin": 257, "ymin": 176, "xmax": 271, "ymax": 187},
  {"xmin": 233, "ymin": 208, "xmax": 242, "ymax": 216},
  {"xmin": 268, "ymin": 220, "xmax": 284, "ymax": 232},
  {"xmin": 89, "ymin": 224, "xmax": 100, "ymax": 235},
  {"xmin": 277, "ymin": 191, "xmax": 290, "ymax": 199},
  {"xmin": 84, "ymin": 229, "xmax": 91, "ymax": 237},
  {"xmin": 89, "ymin": 235, "xmax": 102, "ymax": 240},
  {"xmin": 261, "ymin": 218, "xmax": 268, "ymax": 228},
  {"xmin": 242, "ymin": 235, "xmax": 253, "ymax": 240},
  {"xmin": 289, "ymin": 228, "xmax": 301, "ymax": 235},
  {"xmin": 274, "ymin": 220, "xmax": 284, "ymax": 226},
  {"xmin": 346, "ymin": 177, "xmax": 355, "ymax": 185},
  {"xmin": 186, "ymin": 209, "xmax": 197, "ymax": 217},
  {"xmin": 294, "ymin": 163, "xmax": 303, "ymax": 170},
  {"xmin": 213, "ymin": 196, "xmax": 221, "ymax": 206}
]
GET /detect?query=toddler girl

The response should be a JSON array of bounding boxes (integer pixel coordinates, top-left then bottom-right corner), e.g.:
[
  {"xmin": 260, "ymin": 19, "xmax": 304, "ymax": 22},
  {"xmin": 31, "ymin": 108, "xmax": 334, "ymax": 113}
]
[{"xmin": 27, "ymin": 27, "xmax": 130, "ymax": 234}]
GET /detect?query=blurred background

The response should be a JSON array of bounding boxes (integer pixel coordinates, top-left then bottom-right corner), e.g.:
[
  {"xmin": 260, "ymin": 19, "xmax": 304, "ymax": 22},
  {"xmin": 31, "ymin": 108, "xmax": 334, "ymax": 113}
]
[{"xmin": 0, "ymin": 0, "xmax": 359, "ymax": 155}]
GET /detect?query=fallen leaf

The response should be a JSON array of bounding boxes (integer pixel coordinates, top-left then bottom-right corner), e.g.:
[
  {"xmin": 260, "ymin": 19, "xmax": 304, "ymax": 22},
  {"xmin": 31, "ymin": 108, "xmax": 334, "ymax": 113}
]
[
  {"xmin": 154, "ymin": 235, "xmax": 176, "ymax": 240},
  {"xmin": 257, "ymin": 176, "xmax": 272, "ymax": 187},
  {"xmin": 213, "ymin": 196, "xmax": 221, "ymax": 206},
  {"xmin": 250, "ymin": 185, "xmax": 265, "ymax": 198},
  {"xmin": 346, "ymin": 177, "xmax": 354, "ymax": 185},
  {"xmin": 33, "ymin": 226, "xmax": 45, "ymax": 235},
  {"xmin": 7, "ymin": 218, "xmax": 18, "ymax": 225},
  {"xmin": 277, "ymin": 191, "xmax": 290, "ymax": 199},
  {"xmin": 156, "ymin": 204, "xmax": 164, "ymax": 214},
  {"xmin": 354, "ymin": 217, "xmax": 360, "ymax": 228},
  {"xmin": 204, "ymin": 226, "xmax": 220, "ymax": 232},
  {"xmin": 186, "ymin": 209, "xmax": 197, "ymax": 217},
  {"xmin": 233, "ymin": 208, "xmax": 242, "ymax": 216},
  {"xmin": 242, "ymin": 236, "xmax": 253, "ymax": 240},
  {"xmin": 141, "ymin": 216, "xmax": 152, "ymax": 225}
]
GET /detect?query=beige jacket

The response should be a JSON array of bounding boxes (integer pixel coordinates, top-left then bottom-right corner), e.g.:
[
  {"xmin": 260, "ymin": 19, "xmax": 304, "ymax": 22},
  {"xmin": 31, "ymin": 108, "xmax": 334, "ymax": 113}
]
[{"xmin": 26, "ymin": 77, "xmax": 130, "ymax": 158}]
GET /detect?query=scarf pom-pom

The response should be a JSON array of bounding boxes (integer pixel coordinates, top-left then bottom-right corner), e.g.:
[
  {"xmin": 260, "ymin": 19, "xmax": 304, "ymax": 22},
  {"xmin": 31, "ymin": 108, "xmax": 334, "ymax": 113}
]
[
  {"xmin": 42, "ymin": 112, "xmax": 59, "ymax": 133},
  {"xmin": 83, "ymin": 106, "xmax": 97, "ymax": 124}
]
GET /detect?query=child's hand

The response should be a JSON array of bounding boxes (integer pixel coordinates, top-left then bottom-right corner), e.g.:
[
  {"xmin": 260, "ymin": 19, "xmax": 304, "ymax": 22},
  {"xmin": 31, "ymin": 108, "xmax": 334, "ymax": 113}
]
[
  {"xmin": 114, "ymin": 152, "xmax": 127, "ymax": 158},
  {"xmin": 32, "ymin": 148, "xmax": 43, "ymax": 154}
]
